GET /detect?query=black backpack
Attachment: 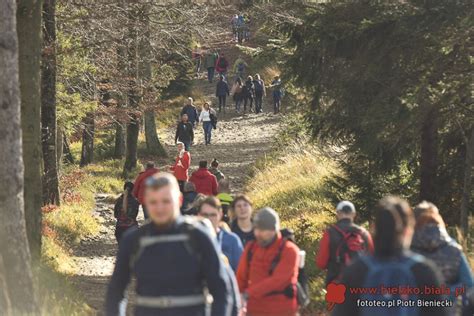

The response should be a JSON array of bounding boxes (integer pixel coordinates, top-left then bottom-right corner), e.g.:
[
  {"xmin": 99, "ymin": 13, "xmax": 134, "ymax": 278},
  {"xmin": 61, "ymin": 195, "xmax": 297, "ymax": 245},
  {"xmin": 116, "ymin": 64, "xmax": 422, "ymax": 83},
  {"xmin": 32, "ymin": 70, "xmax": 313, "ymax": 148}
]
[{"xmin": 246, "ymin": 228, "xmax": 310, "ymax": 308}]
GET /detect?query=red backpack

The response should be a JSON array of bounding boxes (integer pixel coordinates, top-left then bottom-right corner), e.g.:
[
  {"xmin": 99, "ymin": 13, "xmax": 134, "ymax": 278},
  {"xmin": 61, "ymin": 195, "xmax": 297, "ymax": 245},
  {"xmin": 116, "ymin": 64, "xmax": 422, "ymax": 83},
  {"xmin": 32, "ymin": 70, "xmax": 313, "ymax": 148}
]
[{"xmin": 331, "ymin": 224, "xmax": 368, "ymax": 267}]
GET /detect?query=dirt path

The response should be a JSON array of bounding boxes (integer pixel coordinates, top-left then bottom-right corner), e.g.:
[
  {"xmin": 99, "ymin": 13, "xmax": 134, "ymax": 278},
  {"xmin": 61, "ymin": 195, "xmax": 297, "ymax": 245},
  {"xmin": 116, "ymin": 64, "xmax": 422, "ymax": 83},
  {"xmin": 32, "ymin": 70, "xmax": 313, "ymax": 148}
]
[{"xmin": 70, "ymin": 75, "xmax": 281, "ymax": 314}]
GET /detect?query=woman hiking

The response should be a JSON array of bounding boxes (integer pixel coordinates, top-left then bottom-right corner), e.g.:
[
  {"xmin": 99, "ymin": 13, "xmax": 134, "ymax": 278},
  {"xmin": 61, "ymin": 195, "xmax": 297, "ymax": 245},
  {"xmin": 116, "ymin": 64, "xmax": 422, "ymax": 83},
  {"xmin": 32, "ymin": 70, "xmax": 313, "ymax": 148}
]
[
  {"xmin": 216, "ymin": 75, "xmax": 230, "ymax": 113},
  {"xmin": 105, "ymin": 173, "xmax": 233, "ymax": 316},
  {"xmin": 199, "ymin": 102, "xmax": 217, "ymax": 145},
  {"xmin": 231, "ymin": 77, "xmax": 244, "ymax": 113},
  {"xmin": 411, "ymin": 202, "xmax": 474, "ymax": 315},
  {"xmin": 243, "ymin": 76, "xmax": 254, "ymax": 113},
  {"xmin": 170, "ymin": 142, "xmax": 190, "ymax": 192},
  {"xmin": 114, "ymin": 181, "xmax": 139, "ymax": 243},
  {"xmin": 333, "ymin": 196, "xmax": 447, "ymax": 316}
]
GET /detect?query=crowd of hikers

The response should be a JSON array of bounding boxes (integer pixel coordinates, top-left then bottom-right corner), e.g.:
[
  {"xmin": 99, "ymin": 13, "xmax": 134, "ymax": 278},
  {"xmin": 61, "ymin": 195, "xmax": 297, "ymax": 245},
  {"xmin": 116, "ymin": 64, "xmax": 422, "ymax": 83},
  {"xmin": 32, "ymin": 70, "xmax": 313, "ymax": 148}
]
[
  {"xmin": 108, "ymin": 151, "xmax": 474, "ymax": 316},
  {"xmin": 104, "ymin": 12, "xmax": 473, "ymax": 316}
]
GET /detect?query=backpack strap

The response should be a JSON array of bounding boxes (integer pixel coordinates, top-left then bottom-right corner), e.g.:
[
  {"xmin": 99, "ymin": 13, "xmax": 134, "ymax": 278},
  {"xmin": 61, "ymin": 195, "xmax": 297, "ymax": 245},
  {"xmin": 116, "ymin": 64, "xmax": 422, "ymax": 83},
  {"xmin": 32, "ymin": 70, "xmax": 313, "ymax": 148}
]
[
  {"xmin": 246, "ymin": 240, "xmax": 256, "ymax": 265},
  {"xmin": 269, "ymin": 238, "xmax": 288, "ymax": 276}
]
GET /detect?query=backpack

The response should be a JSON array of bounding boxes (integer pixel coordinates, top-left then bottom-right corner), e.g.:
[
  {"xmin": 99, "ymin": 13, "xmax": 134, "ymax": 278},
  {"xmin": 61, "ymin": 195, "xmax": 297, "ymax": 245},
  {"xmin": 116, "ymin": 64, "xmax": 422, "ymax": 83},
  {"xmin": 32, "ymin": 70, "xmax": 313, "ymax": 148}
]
[
  {"xmin": 218, "ymin": 58, "xmax": 227, "ymax": 69},
  {"xmin": 246, "ymin": 229, "xmax": 310, "ymax": 308},
  {"xmin": 360, "ymin": 254, "xmax": 424, "ymax": 316},
  {"xmin": 253, "ymin": 80, "xmax": 263, "ymax": 92},
  {"xmin": 331, "ymin": 224, "xmax": 368, "ymax": 273}
]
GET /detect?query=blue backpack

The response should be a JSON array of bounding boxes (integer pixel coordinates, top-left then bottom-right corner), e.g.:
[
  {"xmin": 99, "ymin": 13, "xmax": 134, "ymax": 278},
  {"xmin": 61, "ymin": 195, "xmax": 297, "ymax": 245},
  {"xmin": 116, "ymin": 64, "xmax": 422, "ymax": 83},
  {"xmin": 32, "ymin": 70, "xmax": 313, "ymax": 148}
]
[{"xmin": 360, "ymin": 253, "xmax": 424, "ymax": 316}]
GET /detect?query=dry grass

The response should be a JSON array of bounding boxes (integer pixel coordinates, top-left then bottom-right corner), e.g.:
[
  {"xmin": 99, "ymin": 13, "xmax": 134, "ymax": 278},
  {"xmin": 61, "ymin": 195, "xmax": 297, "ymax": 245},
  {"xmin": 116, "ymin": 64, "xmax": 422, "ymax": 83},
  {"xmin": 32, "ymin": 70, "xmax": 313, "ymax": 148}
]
[{"xmin": 246, "ymin": 142, "xmax": 340, "ymax": 311}]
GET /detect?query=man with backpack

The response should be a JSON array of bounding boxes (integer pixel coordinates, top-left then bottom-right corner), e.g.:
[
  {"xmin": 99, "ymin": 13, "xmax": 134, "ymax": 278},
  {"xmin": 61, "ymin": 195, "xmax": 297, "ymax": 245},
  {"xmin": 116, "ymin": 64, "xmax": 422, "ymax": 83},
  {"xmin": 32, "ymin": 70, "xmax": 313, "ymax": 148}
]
[
  {"xmin": 316, "ymin": 201, "xmax": 374, "ymax": 285},
  {"xmin": 236, "ymin": 207, "xmax": 302, "ymax": 316}
]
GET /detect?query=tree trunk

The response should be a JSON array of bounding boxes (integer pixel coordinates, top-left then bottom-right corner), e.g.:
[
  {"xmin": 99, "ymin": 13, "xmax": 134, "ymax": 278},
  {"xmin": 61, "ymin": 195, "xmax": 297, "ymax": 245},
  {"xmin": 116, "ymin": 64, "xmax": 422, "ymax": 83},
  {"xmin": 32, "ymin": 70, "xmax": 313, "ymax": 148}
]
[
  {"xmin": 63, "ymin": 132, "xmax": 74, "ymax": 164},
  {"xmin": 41, "ymin": 0, "xmax": 60, "ymax": 206},
  {"xmin": 419, "ymin": 102, "xmax": 438, "ymax": 203},
  {"xmin": 139, "ymin": 6, "xmax": 166, "ymax": 157},
  {"xmin": 144, "ymin": 110, "xmax": 167, "ymax": 157},
  {"xmin": 114, "ymin": 122, "xmax": 126, "ymax": 158},
  {"xmin": 80, "ymin": 112, "xmax": 95, "ymax": 167},
  {"xmin": 17, "ymin": 0, "xmax": 44, "ymax": 261},
  {"xmin": 123, "ymin": 3, "xmax": 140, "ymax": 175},
  {"xmin": 1, "ymin": 0, "xmax": 39, "ymax": 312},
  {"xmin": 460, "ymin": 128, "xmax": 474, "ymax": 237},
  {"xmin": 56, "ymin": 126, "xmax": 63, "ymax": 168},
  {"xmin": 0, "ymin": 255, "xmax": 12, "ymax": 315}
]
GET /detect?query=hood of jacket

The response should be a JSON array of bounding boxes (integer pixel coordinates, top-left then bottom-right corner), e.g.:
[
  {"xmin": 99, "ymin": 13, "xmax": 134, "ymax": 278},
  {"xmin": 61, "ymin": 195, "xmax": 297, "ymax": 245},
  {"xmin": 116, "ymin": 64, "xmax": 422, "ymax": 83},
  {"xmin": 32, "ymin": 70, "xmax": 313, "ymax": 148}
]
[{"xmin": 411, "ymin": 224, "xmax": 452, "ymax": 252}]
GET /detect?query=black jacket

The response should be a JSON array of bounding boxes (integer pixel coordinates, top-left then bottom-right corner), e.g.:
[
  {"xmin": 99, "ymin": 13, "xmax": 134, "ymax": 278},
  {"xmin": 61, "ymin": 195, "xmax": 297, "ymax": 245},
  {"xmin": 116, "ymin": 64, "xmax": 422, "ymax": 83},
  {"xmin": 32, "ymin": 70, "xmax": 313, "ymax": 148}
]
[
  {"xmin": 216, "ymin": 80, "xmax": 230, "ymax": 97},
  {"xmin": 175, "ymin": 121, "xmax": 194, "ymax": 143}
]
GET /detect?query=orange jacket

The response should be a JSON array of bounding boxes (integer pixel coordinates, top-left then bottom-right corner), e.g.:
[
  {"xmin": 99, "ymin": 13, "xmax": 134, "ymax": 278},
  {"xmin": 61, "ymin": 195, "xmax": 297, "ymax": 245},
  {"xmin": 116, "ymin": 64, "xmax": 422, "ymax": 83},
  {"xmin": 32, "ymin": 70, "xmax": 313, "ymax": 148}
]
[
  {"xmin": 132, "ymin": 168, "xmax": 159, "ymax": 204},
  {"xmin": 236, "ymin": 233, "xmax": 299, "ymax": 315},
  {"xmin": 170, "ymin": 152, "xmax": 190, "ymax": 181}
]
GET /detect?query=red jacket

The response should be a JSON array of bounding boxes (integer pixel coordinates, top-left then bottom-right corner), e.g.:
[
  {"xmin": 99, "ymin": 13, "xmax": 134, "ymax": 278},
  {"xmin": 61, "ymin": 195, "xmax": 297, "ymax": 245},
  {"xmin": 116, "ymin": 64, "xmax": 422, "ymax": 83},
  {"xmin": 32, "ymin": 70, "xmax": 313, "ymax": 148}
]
[
  {"xmin": 189, "ymin": 168, "xmax": 218, "ymax": 196},
  {"xmin": 237, "ymin": 233, "xmax": 300, "ymax": 315},
  {"xmin": 215, "ymin": 57, "xmax": 229, "ymax": 73},
  {"xmin": 132, "ymin": 167, "xmax": 159, "ymax": 204},
  {"xmin": 170, "ymin": 152, "xmax": 191, "ymax": 181}
]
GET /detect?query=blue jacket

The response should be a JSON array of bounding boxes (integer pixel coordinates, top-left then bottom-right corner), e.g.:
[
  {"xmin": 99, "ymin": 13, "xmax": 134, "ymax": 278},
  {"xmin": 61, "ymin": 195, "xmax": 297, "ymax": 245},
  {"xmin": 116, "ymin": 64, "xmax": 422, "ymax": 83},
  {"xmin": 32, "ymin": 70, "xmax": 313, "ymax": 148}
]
[
  {"xmin": 217, "ymin": 229, "xmax": 243, "ymax": 272},
  {"xmin": 105, "ymin": 217, "xmax": 232, "ymax": 316},
  {"xmin": 216, "ymin": 80, "xmax": 230, "ymax": 97}
]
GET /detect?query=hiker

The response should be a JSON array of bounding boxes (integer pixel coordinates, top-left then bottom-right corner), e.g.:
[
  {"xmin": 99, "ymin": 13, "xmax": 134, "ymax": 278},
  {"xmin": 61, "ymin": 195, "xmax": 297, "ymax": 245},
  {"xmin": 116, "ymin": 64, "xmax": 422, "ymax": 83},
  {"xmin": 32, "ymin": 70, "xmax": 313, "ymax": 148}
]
[
  {"xmin": 132, "ymin": 161, "xmax": 159, "ymax": 219},
  {"xmin": 270, "ymin": 76, "xmax": 283, "ymax": 114},
  {"xmin": 236, "ymin": 14, "xmax": 245, "ymax": 44},
  {"xmin": 234, "ymin": 57, "xmax": 247, "ymax": 81},
  {"xmin": 209, "ymin": 158, "xmax": 225, "ymax": 181},
  {"xmin": 105, "ymin": 172, "xmax": 233, "ymax": 316},
  {"xmin": 217, "ymin": 179, "xmax": 233, "ymax": 223},
  {"xmin": 190, "ymin": 160, "xmax": 218, "ymax": 196},
  {"xmin": 204, "ymin": 49, "xmax": 218, "ymax": 83},
  {"xmin": 198, "ymin": 196, "xmax": 243, "ymax": 272},
  {"xmin": 231, "ymin": 77, "xmax": 244, "ymax": 113},
  {"xmin": 253, "ymin": 74, "xmax": 266, "ymax": 113},
  {"xmin": 411, "ymin": 201, "xmax": 474, "ymax": 314},
  {"xmin": 180, "ymin": 97, "xmax": 199, "ymax": 127},
  {"xmin": 316, "ymin": 201, "xmax": 374, "ymax": 285},
  {"xmin": 231, "ymin": 14, "xmax": 239, "ymax": 42},
  {"xmin": 192, "ymin": 46, "xmax": 202, "ymax": 78},
  {"xmin": 196, "ymin": 211, "xmax": 242, "ymax": 316},
  {"xmin": 216, "ymin": 75, "xmax": 230, "ymax": 113},
  {"xmin": 114, "ymin": 181, "xmax": 139, "ymax": 243},
  {"xmin": 231, "ymin": 195, "xmax": 255, "ymax": 246},
  {"xmin": 187, "ymin": 193, "xmax": 207, "ymax": 216},
  {"xmin": 175, "ymin": 113, "xmax": 194, "ymax": 152},
  {"xmin": 215, "ymin": 53, "xmax": 229, "ymax": 77},
  {"xmin": 243, "ymin": 76, "xmax": 254, "ymax": 113},
  {"xmin": 237, "ymin": 207, "xmax": 300, "ymax": 316},
  {"xmin": 181, "ymin": 181, "xmax": 198, "ymax": 215},
  {"xmin": 170, "ymin": 142, "xmax": 190, "ymax": 192},
  {"xmin": 198, "ymin": 102, "xmax": 217, "ymax": 145},
  {"xmin": 333, "ymin": 196, "xmax": 447, "ymax": 316}
]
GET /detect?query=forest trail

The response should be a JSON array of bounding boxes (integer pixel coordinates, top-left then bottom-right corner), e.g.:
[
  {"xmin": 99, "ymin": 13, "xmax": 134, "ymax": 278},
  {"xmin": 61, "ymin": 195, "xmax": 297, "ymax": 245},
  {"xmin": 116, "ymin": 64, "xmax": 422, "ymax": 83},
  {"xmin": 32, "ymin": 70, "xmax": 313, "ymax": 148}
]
[{"xmin": 70, "ymin": 64, "xmax": 281, "ymax": 314}]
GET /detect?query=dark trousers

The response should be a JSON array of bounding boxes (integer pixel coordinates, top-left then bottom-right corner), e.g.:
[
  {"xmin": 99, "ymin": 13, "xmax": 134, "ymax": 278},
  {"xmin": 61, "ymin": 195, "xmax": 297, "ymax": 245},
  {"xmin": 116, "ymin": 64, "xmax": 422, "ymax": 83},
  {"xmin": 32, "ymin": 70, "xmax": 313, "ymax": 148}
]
[
  {"xmin": 115, "ymin": 224, "xmax": 137, "ymax": 243},
  {"xmin": 207, "ymin": 67, "xmax": 215, "ymax": 83},
  {"xmin": 203, "ymin": 121, "xmax": 213, "ymax": 144},
  {"xmin": 182, "ymin": 141, "xmax": 191, "ymax": 152},
  {"xmin": 255, "ymin": 91, "xmax": 264, "ymax": 113},
  {"xmin": 244, "ymin": 95, "xmax": 253, "ymax": 111},
  {"xmin": 273, "ymin": 93, "xmax": 281, "ymax": 114},
  {"xmin": 218, "ymin": 95, "xmax": 227, "ymax": 112},
  {"xmin": 178, "ymin": 180, "xmax": 185, "ymax": 193}
]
